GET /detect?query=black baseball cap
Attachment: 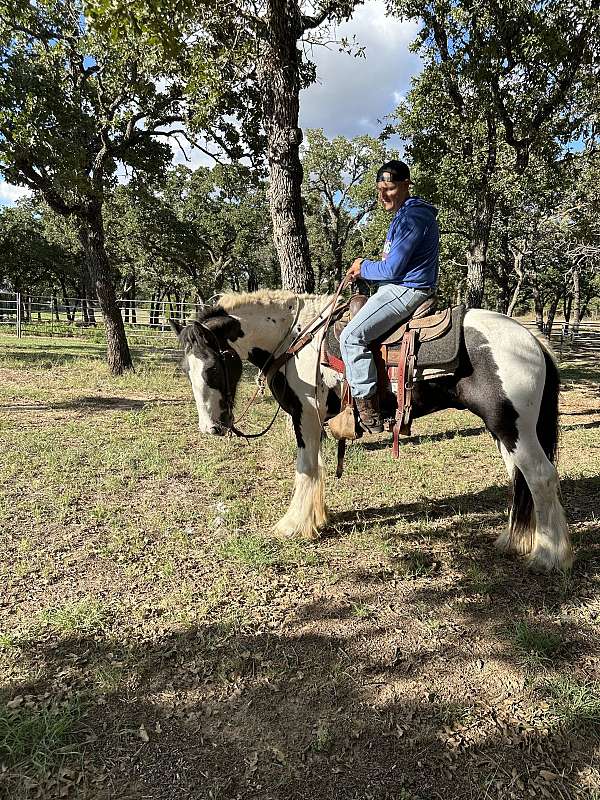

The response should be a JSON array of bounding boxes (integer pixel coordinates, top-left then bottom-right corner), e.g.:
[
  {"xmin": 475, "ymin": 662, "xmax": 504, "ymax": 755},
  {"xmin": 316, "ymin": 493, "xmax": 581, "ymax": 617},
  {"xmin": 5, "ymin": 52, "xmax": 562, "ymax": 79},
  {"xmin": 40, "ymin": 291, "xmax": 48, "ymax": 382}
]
[{"xmin": 376, "ymin": 159, "xmax": 411, "ymax": 184}]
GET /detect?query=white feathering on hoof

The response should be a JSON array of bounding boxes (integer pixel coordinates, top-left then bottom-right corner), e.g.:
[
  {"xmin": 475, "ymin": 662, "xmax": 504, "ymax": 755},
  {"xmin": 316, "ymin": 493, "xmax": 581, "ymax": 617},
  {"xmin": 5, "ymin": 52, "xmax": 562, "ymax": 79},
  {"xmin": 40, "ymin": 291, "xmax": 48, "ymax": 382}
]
[
  {"xmin": 527, "ymin": 497, "xmax": 573, "ymax": 573},
  {"xmin": 274, "ymin": 469, "xmax": 328, "ymax": 540},
  {"xmin": 495, "ymin": 522, "xmax": 534, "ymax": 557}
]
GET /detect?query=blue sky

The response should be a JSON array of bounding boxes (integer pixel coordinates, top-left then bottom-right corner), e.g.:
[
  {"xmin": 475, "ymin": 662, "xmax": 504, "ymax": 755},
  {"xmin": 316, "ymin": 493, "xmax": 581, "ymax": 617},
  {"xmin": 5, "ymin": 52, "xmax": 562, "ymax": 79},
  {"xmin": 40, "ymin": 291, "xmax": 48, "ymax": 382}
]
[{"xmin": 0, "ymin": 1, "xmax": 421, "ymax": 205}]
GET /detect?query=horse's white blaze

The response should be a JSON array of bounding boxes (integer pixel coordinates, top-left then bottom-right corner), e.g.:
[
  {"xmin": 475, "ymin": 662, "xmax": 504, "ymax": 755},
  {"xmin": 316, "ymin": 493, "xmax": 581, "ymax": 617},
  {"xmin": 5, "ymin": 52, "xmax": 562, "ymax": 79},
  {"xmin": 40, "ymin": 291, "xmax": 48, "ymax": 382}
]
[
  {"xmin": 187, "ymin": 352, "xmax": 222, "ymax": 433},
  {"xmin": 467, "ymin": 309, "xmax": 572, "ymax": 571}
]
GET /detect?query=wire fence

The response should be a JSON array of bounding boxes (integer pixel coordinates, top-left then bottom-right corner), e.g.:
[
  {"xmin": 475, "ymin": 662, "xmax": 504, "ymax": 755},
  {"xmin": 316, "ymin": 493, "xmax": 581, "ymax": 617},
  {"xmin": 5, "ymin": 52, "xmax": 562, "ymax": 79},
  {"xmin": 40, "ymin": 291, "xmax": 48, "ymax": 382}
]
[
  {"xmin": 521, "ymin": 319, "xmax": 600, "ymax": 358},
  {"xmin": 1, "ymin": 291, "xmax": 599, "ymax": 358},
  {"xmin": 0, "ymin": 291, "xmax": 203, "ymax": 346}
]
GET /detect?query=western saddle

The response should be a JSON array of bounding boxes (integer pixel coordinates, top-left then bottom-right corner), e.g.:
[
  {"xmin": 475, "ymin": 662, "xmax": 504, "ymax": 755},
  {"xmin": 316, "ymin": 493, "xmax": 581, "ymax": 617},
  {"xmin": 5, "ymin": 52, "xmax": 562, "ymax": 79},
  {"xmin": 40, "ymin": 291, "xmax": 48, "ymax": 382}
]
[{"xmin": 322, "ymin": 289, "xmax": 464, "ymax": 466}]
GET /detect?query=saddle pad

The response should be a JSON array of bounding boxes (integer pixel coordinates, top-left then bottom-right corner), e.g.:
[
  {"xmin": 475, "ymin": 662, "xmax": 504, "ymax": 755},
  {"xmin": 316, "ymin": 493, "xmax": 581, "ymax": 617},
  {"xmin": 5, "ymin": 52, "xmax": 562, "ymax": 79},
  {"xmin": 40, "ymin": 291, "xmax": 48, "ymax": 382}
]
[
  {"xmin": 325, "ymin": 323, "xmax": 342, "ymax": 361},
  {"xmin": 408, "ymin": 304, "xmax": 466, "ymax": 370}
]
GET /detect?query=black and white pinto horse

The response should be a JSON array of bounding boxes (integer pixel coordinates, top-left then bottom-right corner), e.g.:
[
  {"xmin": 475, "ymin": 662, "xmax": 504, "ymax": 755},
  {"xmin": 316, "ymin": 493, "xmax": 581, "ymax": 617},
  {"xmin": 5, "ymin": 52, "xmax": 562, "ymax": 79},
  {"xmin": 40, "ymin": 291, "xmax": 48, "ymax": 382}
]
[{"xmin": 170, "ymin": 290, "xmax": 572, "ymax": 573}]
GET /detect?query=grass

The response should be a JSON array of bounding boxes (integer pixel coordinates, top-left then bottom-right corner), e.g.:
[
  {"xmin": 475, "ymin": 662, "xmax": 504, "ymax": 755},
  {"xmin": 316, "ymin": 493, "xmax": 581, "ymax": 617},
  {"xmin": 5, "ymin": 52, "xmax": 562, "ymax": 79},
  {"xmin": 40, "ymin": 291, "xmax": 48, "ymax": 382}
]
[
  {"xmin": 0, "ymin": 333, "xmax": 599, "ymax": 799},
  {"xmin": 512, "ymin": 620, "xmax": 564, "ymax": 664},
  {"xmin": 40, "ymin": 601, "xmax": 108, "ymax": 635},
  {"xmin": 351, "ymin": 602, "xmax": 375, "ymax": 619},
  {"xmin": 0, "ymin": 700, "xmax": 86, "ymax": 780},
  {"xmin": 393, "ymin": 549, "xmax": 437, "ymax": 578},
  {"xmin": 540, "ymin": 675, "xmax": 600, "ymax": 731},
  {"xmin": 217, "ymin": 532, "xmax": 319, "ymax": 569}
]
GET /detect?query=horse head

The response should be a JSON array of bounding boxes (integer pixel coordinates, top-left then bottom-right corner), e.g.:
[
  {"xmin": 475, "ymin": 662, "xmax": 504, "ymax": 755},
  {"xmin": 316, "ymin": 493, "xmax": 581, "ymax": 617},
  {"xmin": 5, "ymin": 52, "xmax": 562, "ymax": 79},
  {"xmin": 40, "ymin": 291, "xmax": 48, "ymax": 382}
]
[{"xmin": 170, "ymin": 308, "xmax": 243, "ymax": 435}]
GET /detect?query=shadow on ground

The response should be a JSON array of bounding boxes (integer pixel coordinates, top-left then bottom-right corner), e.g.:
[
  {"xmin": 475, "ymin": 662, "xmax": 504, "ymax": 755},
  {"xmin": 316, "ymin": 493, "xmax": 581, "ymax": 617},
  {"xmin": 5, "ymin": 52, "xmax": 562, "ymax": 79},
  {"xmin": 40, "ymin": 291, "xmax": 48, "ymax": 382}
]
[
  {"xmin": 4, "ymin": 474, "xmax": 600, "ymax": 799},
  {"xmin": 0, "ymin": 343, "xmax": 179, "ymax": 367},
  {"xmin": 5, "ymin": 592, "xmax": 599, "ymax": 800},
  {"xmin": 0, "ymin": 396, "xmax": 185, "ymax": 413}
]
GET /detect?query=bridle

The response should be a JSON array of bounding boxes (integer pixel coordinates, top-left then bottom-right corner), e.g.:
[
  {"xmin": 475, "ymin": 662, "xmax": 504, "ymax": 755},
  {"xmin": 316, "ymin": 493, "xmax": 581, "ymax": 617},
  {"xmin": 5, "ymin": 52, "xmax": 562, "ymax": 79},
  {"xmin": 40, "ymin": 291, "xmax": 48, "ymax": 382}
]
[{"xmin": 192, "ymin": 306, "xmax": 300, "ymax": 440}]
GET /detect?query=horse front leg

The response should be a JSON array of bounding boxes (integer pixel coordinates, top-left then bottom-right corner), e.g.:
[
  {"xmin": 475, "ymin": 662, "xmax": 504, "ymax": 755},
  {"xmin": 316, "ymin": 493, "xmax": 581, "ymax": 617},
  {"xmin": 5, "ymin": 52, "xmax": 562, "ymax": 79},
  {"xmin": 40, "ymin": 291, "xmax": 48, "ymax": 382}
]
[{"xmin": 274, "ymin": 407, "xmax": 328, "ymax": 540}]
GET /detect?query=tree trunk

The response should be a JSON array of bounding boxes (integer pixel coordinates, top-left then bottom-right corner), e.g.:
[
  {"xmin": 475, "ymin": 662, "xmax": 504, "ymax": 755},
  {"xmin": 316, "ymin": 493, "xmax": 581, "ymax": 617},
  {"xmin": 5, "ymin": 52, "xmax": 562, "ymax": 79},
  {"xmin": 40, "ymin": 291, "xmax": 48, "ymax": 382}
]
[
  {"xmin": 150, "ymin": 291, "xmax": 161, "ymax": 327},
  {"xmin": 79, "ymin": 211, "xmax": 133, "ymax": 375},
  {"xmin": 130, "ymin": 270, "xmax": 137, "ymax": 324},
  {"xmin": 247, "ymin": 270, "xmax": 259, "ymax": 292},
  {"xmin": 506, "ymin": 278, "xmax": 523, "ymax": 317},
  {"xmin": 465, "ymin": 245, "xmax": 486, "ymax": 308},
  {"xmin": 334, "ymin": 244, "xmax": 344, "ymax": 285},
  {"xmin": 59, "ymin": 277, "xmax": 76, "ymax": 322},
  {"xmin": 259, "ymin": 0, "xmax": 314, "ymax": 293},
  {"xmin": 465, "ymin": 114, "xmax": 497, "ymax": 309},
  {"xmin": 570, "ymin": 264, "xmax": 581, "ymax": 344},
  {"xmin": 532, "ymin": 286, "xmax": 544, "ymax": 332},
  {"xmin": 562, "ymin": 293, "xmax": 572, "ymax": 337},
  {"xmin": 546, "ymin": 292, "xmax": 561, "ymax": 338},
  {"xmin": 506, "ymin": 248, "xmax": 526, "ymax": 317},
  {"xmin": 580, "ymin": 285, "xmax": 594, "ymax": 321},
  {"xmin": 465, "ymin": 194, "xmax": 495, "ymax": 308},
  {"xmin": 80, "ymin": 259, "xmax": 97, "ymax": 326}
]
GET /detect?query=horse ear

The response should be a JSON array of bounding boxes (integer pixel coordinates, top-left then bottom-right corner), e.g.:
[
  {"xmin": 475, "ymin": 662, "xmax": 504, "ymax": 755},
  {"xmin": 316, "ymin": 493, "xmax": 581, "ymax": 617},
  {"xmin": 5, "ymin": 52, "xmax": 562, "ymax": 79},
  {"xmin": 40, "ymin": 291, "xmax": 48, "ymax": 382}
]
[
  {"xmin": 169, "ymin": 318, "xmax": 184, "ymax": 336},
  {"xmin": 209, "ymin": 314, "xmax": 243, "ymax": 342}
]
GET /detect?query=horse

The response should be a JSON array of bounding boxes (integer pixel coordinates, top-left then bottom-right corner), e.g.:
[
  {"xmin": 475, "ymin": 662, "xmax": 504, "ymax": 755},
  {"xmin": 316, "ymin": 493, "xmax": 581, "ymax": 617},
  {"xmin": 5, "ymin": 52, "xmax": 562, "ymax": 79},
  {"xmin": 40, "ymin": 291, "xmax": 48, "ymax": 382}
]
[{"xmin": 169, "ymin": 289, "xmax": 573, "ymax": 573}]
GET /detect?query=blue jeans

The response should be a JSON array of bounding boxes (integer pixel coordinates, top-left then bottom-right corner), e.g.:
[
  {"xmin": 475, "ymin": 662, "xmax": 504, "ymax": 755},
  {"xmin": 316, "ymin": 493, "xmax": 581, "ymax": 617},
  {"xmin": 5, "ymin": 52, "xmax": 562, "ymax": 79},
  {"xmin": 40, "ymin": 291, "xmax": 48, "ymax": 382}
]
[{"xmin": 339, "ymin": 283, "xmax": 432, "ymax": 399}]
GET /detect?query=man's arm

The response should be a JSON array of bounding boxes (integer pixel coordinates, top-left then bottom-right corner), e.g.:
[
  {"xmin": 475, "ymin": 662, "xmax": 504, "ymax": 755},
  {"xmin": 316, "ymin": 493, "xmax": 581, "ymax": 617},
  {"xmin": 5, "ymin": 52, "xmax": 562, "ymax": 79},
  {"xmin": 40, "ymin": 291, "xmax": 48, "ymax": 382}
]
[{"xmin": 360, "ymin": 217, "xmax": 423, "ymax": 281}]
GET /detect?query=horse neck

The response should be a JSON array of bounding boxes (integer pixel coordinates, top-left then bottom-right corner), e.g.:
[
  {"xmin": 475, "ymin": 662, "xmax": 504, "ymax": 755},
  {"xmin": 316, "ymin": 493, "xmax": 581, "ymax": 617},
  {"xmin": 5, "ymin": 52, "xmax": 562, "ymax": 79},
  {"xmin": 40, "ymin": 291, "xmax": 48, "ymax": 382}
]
[{"xmin": 229, "ymin": 294, "xmax": 332, "ymax": 361}]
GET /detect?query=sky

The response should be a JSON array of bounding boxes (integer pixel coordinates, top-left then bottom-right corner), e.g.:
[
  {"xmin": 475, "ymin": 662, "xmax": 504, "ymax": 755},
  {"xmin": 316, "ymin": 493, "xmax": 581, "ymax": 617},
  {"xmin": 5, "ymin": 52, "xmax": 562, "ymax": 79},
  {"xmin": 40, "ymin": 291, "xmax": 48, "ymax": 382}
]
[{"xmin": 0, "ymin": 1, "xmax": 422, "ymax": 206}]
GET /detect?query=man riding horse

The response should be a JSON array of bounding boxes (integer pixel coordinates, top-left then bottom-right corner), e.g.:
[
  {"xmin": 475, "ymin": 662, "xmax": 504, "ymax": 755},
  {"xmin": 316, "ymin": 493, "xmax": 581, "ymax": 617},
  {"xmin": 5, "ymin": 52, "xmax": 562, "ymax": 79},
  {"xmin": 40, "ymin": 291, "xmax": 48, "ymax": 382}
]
[{"xmin": 340, "ymin": 159, "xmax": 440, "ymax": 434}]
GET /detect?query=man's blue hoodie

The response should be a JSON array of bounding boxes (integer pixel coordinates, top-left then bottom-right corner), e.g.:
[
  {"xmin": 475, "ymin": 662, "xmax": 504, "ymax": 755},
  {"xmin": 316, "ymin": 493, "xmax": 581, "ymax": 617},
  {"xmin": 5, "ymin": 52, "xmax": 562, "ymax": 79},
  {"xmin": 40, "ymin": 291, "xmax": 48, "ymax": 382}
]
[{"xmin": 360, "ymin": 197, "xmax": 439, "ymax": 289}]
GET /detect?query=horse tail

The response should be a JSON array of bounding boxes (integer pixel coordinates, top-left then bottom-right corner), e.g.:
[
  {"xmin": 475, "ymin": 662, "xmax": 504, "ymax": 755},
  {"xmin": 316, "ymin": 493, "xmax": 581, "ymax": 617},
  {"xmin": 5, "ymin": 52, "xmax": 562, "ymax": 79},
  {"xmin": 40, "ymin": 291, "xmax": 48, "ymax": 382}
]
[
  {"xmin": 536, "ymin": 341, "xmax": 561, "ymax": 464},
  {"xmin": 509, "ymin": 342, "xmax": 560, "ymax": 548}
]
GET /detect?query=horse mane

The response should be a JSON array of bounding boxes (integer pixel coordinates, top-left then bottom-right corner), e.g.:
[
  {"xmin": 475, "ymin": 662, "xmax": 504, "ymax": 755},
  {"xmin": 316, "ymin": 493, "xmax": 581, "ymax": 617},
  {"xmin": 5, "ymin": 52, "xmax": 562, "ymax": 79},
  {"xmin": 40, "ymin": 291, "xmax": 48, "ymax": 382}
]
[
  {"xmin": 219, "ymin": 289, "xmax": 318, "ymax": 311},
  {"xmin": 196, "ymin": 306, "xmax": 230, "ymax": 323}
]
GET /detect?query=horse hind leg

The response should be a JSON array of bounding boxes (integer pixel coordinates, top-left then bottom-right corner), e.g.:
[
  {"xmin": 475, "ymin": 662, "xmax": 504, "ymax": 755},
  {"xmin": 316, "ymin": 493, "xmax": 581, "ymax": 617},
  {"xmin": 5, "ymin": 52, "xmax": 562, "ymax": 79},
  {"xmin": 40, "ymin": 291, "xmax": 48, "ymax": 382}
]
[
  {"xmin": 499, "ymin": 435, "xmax": 572, "ymax": 572},
  {"xmin": 495, "ymin": 441, "xmax": 534, "ymax": 557}
]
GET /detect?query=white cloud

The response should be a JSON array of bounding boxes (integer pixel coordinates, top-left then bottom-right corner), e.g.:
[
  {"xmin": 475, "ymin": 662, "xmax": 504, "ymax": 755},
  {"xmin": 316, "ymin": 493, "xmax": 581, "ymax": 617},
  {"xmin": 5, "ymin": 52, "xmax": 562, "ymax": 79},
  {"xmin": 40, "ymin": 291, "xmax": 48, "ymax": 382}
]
[
  {"xmin": 0, "ymin": 181, "xmax": 30, "ymax": 206},
  {"xmin": 299, "ymin": 1, "xmax": 421, "ymax": 145}
]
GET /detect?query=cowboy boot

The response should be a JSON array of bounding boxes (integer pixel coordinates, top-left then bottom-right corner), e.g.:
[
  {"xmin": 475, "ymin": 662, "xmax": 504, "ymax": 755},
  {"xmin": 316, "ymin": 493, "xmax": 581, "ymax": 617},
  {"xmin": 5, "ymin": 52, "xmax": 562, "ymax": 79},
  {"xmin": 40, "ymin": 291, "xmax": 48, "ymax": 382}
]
[{"xmin": 355, "ymin": 394, "xmax": 384, "ymax": 434}]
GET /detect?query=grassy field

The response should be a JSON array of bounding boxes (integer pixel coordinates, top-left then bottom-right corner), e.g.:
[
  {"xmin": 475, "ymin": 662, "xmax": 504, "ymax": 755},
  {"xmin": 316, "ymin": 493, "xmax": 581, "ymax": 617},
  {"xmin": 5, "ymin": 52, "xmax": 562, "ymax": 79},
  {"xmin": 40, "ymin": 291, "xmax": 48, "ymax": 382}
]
[{"xmin": 1, "ymin": 335, "xmax": 599, "ymax": 800}]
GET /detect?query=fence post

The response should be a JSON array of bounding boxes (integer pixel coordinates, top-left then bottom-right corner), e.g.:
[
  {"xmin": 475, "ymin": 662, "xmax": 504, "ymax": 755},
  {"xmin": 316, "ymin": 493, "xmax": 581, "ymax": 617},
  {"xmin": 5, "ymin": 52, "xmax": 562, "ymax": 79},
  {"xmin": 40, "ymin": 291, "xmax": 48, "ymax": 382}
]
[{"xmin": 16, "ymin": 292, "xmax": 22, "ymax": 338}]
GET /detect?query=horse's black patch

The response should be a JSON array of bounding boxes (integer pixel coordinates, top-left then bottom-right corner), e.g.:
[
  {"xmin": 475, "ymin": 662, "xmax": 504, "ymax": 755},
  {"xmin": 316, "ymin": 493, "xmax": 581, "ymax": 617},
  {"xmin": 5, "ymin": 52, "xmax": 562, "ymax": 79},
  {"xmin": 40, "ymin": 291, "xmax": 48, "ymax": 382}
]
[
  {"xmin": 410, "ymin": 327, "xmax": 519, "ymax": 453},
  {"xmin": 175, "ymin": 314, "xmax": 243, "ymax": 426},
  {"xmin": 248, "ymin": 347, "xmax": 305, "ymax": 448},
  {"xmin": 197, "ymin": 306, "xmax": 244, "ymax": 342},
  {"xmin": 326, "ymin": 389, "xmax": 341, "ymax": 417},
  {"xmin": 455, "ymin": 327, "xmax": 519, "ymax": 453}
]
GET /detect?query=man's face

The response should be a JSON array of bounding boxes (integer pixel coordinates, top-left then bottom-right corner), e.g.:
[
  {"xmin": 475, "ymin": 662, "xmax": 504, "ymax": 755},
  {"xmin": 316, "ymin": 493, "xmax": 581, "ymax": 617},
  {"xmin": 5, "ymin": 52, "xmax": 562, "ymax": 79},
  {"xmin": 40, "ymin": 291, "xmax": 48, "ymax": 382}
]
[{"xmin": 377, "ymin": 179, "xmax": 410, "ymax": 213}]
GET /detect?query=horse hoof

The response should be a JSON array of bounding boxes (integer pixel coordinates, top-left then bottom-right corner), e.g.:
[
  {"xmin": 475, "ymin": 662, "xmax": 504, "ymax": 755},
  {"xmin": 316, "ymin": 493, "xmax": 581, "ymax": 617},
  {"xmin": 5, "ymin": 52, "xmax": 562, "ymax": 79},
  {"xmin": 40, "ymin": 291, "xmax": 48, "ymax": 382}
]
[
  {"xmin": 273, "ymin": 519, "xmax": 321, "ymax": 540},
  {"xmin": 526, "ymin": 547, "xmax": 573, "ymax": 574}
]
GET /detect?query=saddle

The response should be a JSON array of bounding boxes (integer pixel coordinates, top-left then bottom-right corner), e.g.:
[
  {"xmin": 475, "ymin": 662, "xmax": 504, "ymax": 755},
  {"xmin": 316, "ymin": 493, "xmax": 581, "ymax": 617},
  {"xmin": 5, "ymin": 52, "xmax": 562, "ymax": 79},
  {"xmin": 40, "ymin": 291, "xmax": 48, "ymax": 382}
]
[{"xmin": 322, "ymin": 292, "xmax": 466, "ymax": 460}]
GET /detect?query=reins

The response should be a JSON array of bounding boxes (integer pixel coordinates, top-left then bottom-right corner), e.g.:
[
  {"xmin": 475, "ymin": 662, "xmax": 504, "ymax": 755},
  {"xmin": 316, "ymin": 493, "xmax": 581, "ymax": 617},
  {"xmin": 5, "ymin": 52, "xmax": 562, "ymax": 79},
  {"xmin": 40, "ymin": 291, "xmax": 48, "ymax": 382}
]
[{"xmin": 313, "ymin": 275, "xmax": 351, "ymax": 435}]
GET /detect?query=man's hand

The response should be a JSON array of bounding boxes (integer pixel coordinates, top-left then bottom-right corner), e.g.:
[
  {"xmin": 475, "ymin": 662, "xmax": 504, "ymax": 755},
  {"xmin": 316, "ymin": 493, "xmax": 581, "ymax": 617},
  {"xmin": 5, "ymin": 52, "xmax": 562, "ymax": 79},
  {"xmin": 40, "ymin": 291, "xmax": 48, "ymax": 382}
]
[{"xmin": 345, "ymin": 258, "xmax": 364, "ymax": 282}]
